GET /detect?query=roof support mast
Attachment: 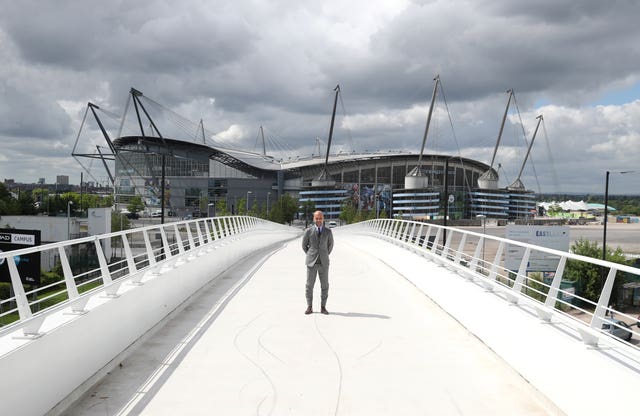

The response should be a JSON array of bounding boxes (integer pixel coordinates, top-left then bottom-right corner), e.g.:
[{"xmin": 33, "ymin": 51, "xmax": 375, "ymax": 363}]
[
  {"xmin": 312, "ymin": 84, "xmax": 340, "ymax": 186},
  {"xmin": 489, "ymin": 89, "xmax": 513, "ymax": 169},
  {"xmin": 260, "ymin": 125, "xmax": 267, "ymax": 156},
  {"xmin": 417, "ymin": 74, "xmax": 440, "ymax": 168},
  {"xmin": 128, "ymin": 88, "xmax": 169, "ymax": 223},
  {"xmin": 477, "ymin": 89, "xmax": 514, "ymax": 189},
  {"xmin": 508, "ymin": 114, "xmax": 543, "ymax": 190},
  {"xmin": 324, "ymin": 84, "xmax": 340, "ymax": 169},
  {"xmin": 405, "ymin": 75, "xmax": 440, "ymax": 189}
]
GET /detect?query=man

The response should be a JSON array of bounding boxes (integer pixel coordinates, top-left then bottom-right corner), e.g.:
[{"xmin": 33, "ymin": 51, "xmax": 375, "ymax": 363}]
[{"xmin": 302, "ymin": 210, "xmax": 334, "ymax": 315}]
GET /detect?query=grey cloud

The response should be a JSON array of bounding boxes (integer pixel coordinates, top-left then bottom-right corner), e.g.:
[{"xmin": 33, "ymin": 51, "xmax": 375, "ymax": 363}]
[
  {"xmin": 0, "ymin": 0, "xmax": 639, "ymax": 193},
  {"xmin": 0, "ymin": 82, "xmax": 72, "ymax": 139},
  {"xmin": 1, "ymin": 0, "xmax": 256, "ymax": 73}
]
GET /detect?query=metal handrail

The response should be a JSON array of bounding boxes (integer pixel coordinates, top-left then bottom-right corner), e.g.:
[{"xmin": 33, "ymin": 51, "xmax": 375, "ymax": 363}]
[
  {"xmin": 350, "ymin": 218, "xmax": 640, "ymax": 352},
  {"xmin": 0, "ymin": 216, "xmax": 278, "ymax": 336}
]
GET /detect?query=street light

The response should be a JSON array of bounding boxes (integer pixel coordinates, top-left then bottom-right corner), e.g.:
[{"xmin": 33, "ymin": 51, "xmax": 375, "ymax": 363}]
[
  {"xmin": 67, "ymin": 201, "xmax": 74, "ymax": 240},
  {"xmin": 267, "ymin": 192, "xmax": 271, "ymax": 215},
  {"xmin": 246, "ymin": 191, "xmax": 252, "ymax": 213},
  {"xmin": 476, "ymin": 214, "xmax": 486, "ymax": 263},
  {"xmin": 442, "ymin": 156, "xmax": 463, "ymax": 246},
  {"xmin": 603, "ymin": 170, "xmax": 635, "ymax": 262}
]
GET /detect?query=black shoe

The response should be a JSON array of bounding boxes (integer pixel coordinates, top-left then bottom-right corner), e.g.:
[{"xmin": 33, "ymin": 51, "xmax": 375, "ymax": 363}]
[
  {"xmin": 305, "ymin": 306, "xmax": 312, "ymax": 315},
  {"xmin": 321, "ymin": 307, "xmax": 329, "ymax": 315}
]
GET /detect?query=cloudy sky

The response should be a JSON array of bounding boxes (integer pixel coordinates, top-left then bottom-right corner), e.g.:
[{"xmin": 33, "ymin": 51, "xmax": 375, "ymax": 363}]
[{"xmin": 1, "ymin": 0, "xmax": 639, "ymax": 194}]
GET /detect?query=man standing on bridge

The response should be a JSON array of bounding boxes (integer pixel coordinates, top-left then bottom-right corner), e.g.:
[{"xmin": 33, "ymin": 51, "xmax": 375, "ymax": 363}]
[{"xmin": 302, "ymin": 210, "xmax": 334, "ymax": 315}]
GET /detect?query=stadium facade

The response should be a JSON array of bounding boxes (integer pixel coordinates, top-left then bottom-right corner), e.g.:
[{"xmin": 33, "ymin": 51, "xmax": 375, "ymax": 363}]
[{"xmin": 112, "ymin": 135, "xmax": 535, "ymax": 220}]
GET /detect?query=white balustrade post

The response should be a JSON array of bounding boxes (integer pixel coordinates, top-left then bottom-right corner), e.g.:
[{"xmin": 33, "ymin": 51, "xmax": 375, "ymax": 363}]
[
  {"xmin": 211, "ymin": 219, "xmax": 220, "ymax": 240},
  {"xmin": 407, "ymin": 222, "xmax": 416, "ymax": 243},
  {"xmin": 504, "ymin": 247, "xmax": 531, "ymax": 303},
  {"xmin": 95, "ymin": 238, "xmax": 120, "ymax": 297},
  {"xmin": 202, "ymin": 220, "xmax": 212, "ymax": 243},
  {"xmin": 195, "ymin": 221, "xmax": 205, "ymax": 246},
  {"xmin": 142, "ymin": 229, "xmax": 157, "ymax": 267},
  {"xmin": 454, "ymin": 233, "xmax": 467, "ymax": 264},
  {"xmin": 545, "ymin": 256, "xmax": 567, "ymax": 308},
  {"xmin": 221, "ymin": 218, "xmax": 229, "ymax": 236},
  {"xmin": 173, "ymin": 224, "xmax": 185, "ymax": 254},
  {"xmin": 468, "ymin": 236, "xmax": 484, "ymax": 274},
  {"xmin": 487, "ymin": 241, "xmax": 505, "ymax": 282},
  {"xmin": 185, "ymin": 223, "xmax": 195, "ymax": 250},
  {"xmin": 7, "ymin": 254, "xmax": 33, "ymax": 321},
  {"xmin": 441, "ymin": 229, "xmax": 454, "ymax": 259},
  {"xmin": 58, "ymin": 246, "xmax": 89, "ymax": 313},
  {"xmin": 592, "ymin": 267, "xmax": 618, "ymax": 329},
  {"xmin": 121, "ymin": 234, "xmax": 137, "ymax": 275},
  {"xmin": 421, "ymin": 226, "xmax": 432, "ymax": 249},
  {"xmin": 414, "ymin": 224, "xmax": 424, "ymax": 246},
  {"xmin": 431, "ymin": 228, "xmax": 442, "ymax": 253},
  {"xmin": 160, "ymin": 227, "xmax": 172, "ymax": 259},
  {"xmin": 392, "ymin": 221, "xmax": 399, "ymax": 240},
  {"xmin": 384, "ymin": 220, "xmax": 394, "ymax": 237}
]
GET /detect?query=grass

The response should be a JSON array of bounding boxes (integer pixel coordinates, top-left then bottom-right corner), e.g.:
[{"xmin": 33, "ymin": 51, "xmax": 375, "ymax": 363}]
[{"xmin": 0, "ymin": 279, "xmax": 104, "ymax": 329}]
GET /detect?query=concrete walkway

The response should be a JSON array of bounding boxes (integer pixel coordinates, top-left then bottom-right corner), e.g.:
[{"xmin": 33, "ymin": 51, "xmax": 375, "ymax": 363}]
[{"xmin": 67, "ymin": 231, "xmax": 558, "ymax": 415}]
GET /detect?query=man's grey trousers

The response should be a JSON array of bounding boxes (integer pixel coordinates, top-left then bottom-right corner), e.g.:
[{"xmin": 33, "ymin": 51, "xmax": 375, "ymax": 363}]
[{"xmin": 306, "ymin": 262, "xmax": 329, "ymax": 308}]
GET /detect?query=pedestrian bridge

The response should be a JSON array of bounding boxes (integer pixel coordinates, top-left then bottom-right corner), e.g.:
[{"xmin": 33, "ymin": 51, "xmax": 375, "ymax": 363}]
[{"xmin": 1, "ymin": 217, "xmax": 639, "ymax": 415}]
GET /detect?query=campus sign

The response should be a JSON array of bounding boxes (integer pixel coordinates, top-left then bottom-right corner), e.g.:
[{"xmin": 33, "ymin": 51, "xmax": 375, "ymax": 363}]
[{"xmin": 0, "ymin": 229, "xmax": 41, "ymax": 285}]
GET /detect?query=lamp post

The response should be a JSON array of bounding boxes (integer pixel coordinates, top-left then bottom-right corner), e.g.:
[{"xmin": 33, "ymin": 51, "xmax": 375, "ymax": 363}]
[
  {"xmin": 67, "ymin": 200, "xmax": 74, "ymax": 240},
  {"xmin": 603, "ymin": 170, "xmax": 610, "ymax": 264},
  {"xmin": 442, "ymin": 157, "xmax": 461, "ymax": 246},
  {"xmin": 267, "ymin": 192, "xmax": 271, "ymax": 215},
  {"xmin": 603, "ymin": 170, "xmax": 635, "ymax": 262},
  {"xmin": 246, "ymin": 191, "xmax": 252, "ymax": 214},
  {"xmin": 476, "ymin": 214, "xmax": 486, "ymax": 263}
]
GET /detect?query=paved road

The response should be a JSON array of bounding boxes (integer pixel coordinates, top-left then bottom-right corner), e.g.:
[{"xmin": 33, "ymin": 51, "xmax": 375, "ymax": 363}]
[
  {"xmin": 460, "ymin": 222, "xmax": 640, "ymax": 256},
  {"xmin": 67, "ymin": 232, "xmax": 555, "ymax": 416}
]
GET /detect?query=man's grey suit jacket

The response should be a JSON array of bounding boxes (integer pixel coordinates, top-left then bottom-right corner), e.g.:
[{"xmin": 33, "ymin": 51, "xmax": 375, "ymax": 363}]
[{"xmin": 302, "ymin": 226, "xmax": 334, "ymax": 267}]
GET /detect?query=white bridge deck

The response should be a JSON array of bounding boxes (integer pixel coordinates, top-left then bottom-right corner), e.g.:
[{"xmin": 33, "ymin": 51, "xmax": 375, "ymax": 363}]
[{"xmin": 64, "ymin": 230, "xmax": 638, "ymax": 415}]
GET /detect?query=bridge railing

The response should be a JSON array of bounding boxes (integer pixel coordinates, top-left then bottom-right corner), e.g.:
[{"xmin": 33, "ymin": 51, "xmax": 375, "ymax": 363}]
[
  {"xmin": 350, "ymin": 218, "xmax": 640, "ymax": 353},
  {"xmin": 0, "ymin": 216, "xmax": 277, "ymax": 337}
]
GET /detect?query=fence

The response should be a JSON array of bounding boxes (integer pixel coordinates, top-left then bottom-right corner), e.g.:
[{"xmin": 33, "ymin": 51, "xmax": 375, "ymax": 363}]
[
  {"xmin": 351, "ymin": 218, "xmax": 640, "ymax": 352},
  {"xmin": 0, "ymin": 216, "xmax": 274, "ymax": 337}
]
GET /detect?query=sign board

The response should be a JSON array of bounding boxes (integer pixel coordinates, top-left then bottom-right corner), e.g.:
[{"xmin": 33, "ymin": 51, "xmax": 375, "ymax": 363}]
[
  {"xmin": 0, "ymin": 229, "xmax": 41, "ymax": 285},
  {"xmin": 505, "ymin": 225, "xmax": 570, "ymax": 272}
]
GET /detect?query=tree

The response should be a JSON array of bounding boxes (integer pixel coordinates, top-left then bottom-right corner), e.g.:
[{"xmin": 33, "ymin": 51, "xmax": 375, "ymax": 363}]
[
  {"xmin": 249, "ymin": 199, "xmax": 260, "ymax": 217},
  {"xmin": 338, "ymin": 200, "xmax": 356, "ymax": 224},
  {"xmin": 215, "ymin": 199, "xmax": 229, "ymax": 216},
  {"xmin": 0, "ymin": 183, "xmax": 18, "ymax": 215},
  {"xmin": 300, "ymin": 200, "xmax": 316, "ymax": 227},
  {"xmin": 546, "ymin": 203, "xmax": 563, "ymax": 217},
  {"xmin": 111, "ymin": 212, "xmax": 130, "ymax": 232},
  {"xmin": 564, "ymin": 239, "xmax": 631, "ymax": 304},
  {"xmin": 237, "ymin": 197, "xmax": 247, "ymax": 215},
  {"xmin": 269, "ymin": 194, "xmax": 298, "ymax": 224},
  {"xmin": 199, "ymin": 195, "xmax": 209, "ymax": 213},
  {"xmin": 17, "ymin": 191, "xmax": 37, "ymax": 215},
  {"xmin": 127, "ymin": 195, "xmax": 145, "ymax": 214}
]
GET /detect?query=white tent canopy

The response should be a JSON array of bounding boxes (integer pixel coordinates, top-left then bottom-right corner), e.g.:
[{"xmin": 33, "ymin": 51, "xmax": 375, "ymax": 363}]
[{"xmin": 538, "ymin": 200, "xmax": 616, "ymax": 212}]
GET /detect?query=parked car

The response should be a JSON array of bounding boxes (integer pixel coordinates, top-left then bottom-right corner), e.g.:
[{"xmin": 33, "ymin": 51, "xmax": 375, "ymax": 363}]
[
  {"xmin": 151, "ymin": 210, "xmax": 162, "ymax": 218},
  {"xmin": 601, "ymin": 319, "xmax": 632, "ymax": 341},
  {"xmin": 328, "ymin": 221, "xmax": 338, "ymax": 228}
]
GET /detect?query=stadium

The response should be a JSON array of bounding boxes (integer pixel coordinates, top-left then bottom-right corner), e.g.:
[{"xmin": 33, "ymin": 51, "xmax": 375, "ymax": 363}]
[{"xmin": 73, "ymin": 88, "xmax": 536, "ymax": 221}]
